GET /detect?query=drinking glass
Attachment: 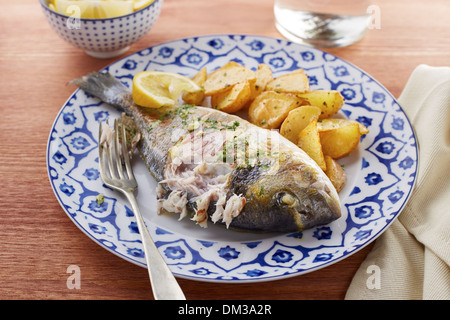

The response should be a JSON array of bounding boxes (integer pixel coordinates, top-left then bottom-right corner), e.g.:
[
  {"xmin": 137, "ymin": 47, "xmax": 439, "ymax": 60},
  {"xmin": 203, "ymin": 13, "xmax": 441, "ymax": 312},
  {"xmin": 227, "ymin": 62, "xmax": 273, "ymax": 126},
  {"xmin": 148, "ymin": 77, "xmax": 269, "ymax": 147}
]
[{"xmin": 274, "ymin": 0, "xmax": 373, "ymax": 47}]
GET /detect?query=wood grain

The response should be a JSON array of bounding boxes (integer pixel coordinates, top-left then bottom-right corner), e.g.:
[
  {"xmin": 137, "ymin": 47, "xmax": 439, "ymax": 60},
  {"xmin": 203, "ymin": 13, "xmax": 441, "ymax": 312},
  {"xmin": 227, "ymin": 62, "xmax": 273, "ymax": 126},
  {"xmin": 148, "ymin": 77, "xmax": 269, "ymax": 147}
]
[{"xmin": 0, "ymin": 0, "xmax": 448, "ymax": 300}]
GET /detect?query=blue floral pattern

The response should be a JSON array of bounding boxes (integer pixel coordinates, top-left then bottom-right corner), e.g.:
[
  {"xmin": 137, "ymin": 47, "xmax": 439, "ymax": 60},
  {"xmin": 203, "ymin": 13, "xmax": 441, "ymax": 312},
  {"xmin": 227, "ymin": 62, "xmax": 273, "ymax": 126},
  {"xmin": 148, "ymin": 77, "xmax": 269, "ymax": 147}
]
[{"xmin": 47, "ymin": 35, "xmax": 418, "ymax": 282}]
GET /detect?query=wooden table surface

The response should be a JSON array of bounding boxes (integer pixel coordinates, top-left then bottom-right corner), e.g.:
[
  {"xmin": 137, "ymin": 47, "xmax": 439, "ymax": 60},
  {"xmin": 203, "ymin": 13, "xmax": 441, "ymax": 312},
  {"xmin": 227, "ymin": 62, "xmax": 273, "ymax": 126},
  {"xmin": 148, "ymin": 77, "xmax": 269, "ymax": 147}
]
[{"xmin": 1, "ymin": 0, "xmax": 449, "ymax": 300}]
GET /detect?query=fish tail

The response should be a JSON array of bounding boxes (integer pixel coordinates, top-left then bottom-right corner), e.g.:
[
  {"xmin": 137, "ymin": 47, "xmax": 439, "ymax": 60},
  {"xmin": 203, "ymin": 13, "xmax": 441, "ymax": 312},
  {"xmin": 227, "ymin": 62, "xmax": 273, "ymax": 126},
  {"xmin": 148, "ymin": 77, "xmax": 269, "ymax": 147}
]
[{"xmin": 70, "ymin": 72, "xmax": 133, "ymax": 113}]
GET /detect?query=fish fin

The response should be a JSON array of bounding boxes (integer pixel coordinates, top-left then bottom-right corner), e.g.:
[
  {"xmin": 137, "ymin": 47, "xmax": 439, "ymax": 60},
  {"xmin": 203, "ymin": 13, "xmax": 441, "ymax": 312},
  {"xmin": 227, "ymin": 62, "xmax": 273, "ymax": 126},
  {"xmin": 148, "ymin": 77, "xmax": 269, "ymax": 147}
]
[{"xmin": 70, "ymin": 72, "xmax": 133, "ymax": 112}]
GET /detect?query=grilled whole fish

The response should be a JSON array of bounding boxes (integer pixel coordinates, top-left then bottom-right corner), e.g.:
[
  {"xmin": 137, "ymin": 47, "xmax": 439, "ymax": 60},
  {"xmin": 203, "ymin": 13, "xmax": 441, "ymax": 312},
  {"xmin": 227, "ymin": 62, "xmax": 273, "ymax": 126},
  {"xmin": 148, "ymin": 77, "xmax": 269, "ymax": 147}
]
[{"xmin": 72, "ymin": 72, "xmax": 341, "ymax": 232}]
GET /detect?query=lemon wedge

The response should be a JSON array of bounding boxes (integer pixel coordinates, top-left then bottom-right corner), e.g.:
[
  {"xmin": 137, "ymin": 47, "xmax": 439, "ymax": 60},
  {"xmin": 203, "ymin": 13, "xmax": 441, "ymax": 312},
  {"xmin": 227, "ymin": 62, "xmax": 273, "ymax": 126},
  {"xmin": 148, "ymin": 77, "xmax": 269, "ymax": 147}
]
[
  {"xmin": 133, "ymin": 0, "xmax": 155, "ymax": 11},
  {"xmin": 132, "ymin": 71, "xmax": 203, "ymax": 108},
  {"xmin": 101, "ymin": 1, "xmax": 134, "ymax": 18},
  {"xmin": 54, "ymin": 0, "xmax": 134, "ymax": 19}
]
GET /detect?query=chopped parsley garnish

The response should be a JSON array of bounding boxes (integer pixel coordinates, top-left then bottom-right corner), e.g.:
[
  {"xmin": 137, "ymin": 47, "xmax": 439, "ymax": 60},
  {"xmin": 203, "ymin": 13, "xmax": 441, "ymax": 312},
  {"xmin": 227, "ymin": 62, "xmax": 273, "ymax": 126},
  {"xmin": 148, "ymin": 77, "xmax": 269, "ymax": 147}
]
[
  {"xmin": 96, "ymin": 193, "xmax": 104, "ymax": 206},
  {"xmin": 159, "ymin": 110, "xmax": 172, "ymax": 121},
  {"xmin": 204, "ymin": 118, "xmax": 219, "ymax": 130},
  {"xmin": 223, "ymin": 120, "xmax": 240, "ymax": 131}
]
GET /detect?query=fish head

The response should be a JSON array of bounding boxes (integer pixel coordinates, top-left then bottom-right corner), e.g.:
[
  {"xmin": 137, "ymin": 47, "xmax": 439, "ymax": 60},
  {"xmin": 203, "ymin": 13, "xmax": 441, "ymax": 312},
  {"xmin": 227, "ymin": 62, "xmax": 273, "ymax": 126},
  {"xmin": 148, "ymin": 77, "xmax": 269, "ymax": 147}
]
[
  {"xmin": 230, "ymin": 150, "xmax": 341, "ymax": 232},
  {"xmin": 262, "ymin": 169, "xmax": 341, "ymax": 230}
]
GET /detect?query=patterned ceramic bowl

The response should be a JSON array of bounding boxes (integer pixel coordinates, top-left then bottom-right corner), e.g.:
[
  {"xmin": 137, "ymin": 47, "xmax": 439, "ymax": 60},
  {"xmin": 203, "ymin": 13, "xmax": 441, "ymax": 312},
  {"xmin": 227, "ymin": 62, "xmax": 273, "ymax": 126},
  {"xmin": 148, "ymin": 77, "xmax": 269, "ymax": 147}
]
[{"xmin": 39, "ymin": 0, "xmax": 163, "ymax": 58}]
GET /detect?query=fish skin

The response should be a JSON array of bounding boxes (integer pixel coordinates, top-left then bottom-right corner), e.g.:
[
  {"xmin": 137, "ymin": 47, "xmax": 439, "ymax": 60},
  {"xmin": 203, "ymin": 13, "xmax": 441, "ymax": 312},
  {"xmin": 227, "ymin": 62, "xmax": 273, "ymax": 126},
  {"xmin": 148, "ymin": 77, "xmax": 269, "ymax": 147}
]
[{"xmin": 72, "ymin": 72, "xmax": 341, "ymax": 232}]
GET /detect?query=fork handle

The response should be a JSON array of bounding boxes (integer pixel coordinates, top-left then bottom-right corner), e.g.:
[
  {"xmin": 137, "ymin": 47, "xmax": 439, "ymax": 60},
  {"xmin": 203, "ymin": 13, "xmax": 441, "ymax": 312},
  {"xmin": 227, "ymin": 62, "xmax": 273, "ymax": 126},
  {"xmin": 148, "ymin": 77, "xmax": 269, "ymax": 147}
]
[{"xmin": 124, "ymin": 191, "xmax": 186, "ymax": 300}]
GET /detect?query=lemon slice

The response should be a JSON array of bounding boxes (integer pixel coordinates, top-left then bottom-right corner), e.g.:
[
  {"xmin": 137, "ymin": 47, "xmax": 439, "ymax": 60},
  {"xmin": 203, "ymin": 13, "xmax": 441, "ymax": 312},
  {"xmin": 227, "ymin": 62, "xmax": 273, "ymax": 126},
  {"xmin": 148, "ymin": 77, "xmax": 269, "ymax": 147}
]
[
  {"xmin": 133, "ymin": 0, "xmax": 155, "ymax": 11},
  {"xmin": 132, "ymin": 71, "xmax": 203, "ymax": 108},
  {"xmin": 54, "ymin": 0, "xmax": 92, "ymax": 18},
  {"xmin": 98, "ymin": 0, "xmax": 133, "ymax": 18},
  {"xmin": 54, "ymin": 0, "xmax": 133, "ymax": 19}
]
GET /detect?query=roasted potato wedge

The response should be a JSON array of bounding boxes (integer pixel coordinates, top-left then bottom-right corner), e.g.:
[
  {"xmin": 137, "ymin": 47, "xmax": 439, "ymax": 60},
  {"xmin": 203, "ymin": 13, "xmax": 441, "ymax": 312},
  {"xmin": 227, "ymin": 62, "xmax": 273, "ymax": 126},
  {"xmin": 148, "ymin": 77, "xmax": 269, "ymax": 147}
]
[
  {"xmin": 210, "ymin": 80, "xmax": 252, "ymax": 113},
  {"xmin": 182, "ymin": 67, "xmax": 207, "ymax": 105},
  {"xmin": 319, "ymin": 122, "xmax": 361, "ymax": 159},
  {"xmin": 297, "ymin": 119, "xmax": 326, "ymax": 171},
  {"xmin": 251, "ymin": 63, "xmax": 273, "ymax": 100},
  {"xmin": 265, "ymin": 69, "xmax": 310, "ymax": 94},
  {"xmin": 324, "ymin": 155, "xmax": 346, "ymax": 193},
  {"xmin": 185, "ymin": 62, "xmax": 366, "ymax": 170},
  {"xmin": 317, "ymin": 118, "xmax": 369, "ymax": 135},
  {"xmin": 280, "ymin": 105, "xmax": 322, "ymax": 144},
  {"xmin": 297, "ymin": 90, "xmax": 344, "ymax": 119},
  {"xmin": 248, "ymin": 91, "xmax": 307, "ymax": 129},
  {"xmin": 203, "ymin": 61, "xmax": 256, "ymax": 96}
]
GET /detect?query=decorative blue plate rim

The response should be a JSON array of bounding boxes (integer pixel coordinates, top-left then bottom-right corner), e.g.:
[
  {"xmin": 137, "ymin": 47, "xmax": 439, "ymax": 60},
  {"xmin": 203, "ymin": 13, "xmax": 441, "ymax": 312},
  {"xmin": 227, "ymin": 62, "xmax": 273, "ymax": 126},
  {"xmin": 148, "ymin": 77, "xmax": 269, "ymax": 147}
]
[{"xmin": 47, "ymin": 34, "xmax": 418, "ymax": 283}]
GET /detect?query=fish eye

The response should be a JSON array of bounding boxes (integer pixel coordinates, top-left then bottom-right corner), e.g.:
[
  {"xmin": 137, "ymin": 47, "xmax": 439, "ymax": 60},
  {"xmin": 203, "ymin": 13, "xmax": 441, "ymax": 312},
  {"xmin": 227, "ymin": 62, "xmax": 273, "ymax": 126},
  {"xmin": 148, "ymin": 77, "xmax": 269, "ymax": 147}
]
[{"xmin": 276, "ymin": 191, "xmax": 297, "ymax": 207}]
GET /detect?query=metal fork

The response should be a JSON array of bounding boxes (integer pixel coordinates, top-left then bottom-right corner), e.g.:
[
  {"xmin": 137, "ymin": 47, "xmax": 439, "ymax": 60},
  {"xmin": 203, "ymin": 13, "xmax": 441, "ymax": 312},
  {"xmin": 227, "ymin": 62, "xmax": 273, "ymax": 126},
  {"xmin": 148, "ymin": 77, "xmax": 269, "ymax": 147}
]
[{"xmin": 98, "ymin": 119, "xmax": 185, "ymax": 300}]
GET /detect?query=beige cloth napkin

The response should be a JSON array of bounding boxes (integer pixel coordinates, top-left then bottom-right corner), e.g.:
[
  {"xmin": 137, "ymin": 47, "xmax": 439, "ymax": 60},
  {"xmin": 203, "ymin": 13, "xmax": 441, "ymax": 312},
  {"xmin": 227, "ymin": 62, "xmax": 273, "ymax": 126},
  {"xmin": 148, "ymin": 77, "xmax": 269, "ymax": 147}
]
[{"xmin": 345, "ymin": 64, "xmax": 450, "ymax": 300}]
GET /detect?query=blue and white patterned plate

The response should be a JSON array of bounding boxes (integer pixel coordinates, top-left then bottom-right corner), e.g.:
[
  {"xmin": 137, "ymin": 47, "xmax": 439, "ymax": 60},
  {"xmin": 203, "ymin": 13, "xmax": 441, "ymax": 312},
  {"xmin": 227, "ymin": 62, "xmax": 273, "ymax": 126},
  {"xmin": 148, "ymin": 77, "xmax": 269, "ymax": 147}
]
[{"xmin": 47, "ymin": 35, "xmax": 418, "ymax": 282}]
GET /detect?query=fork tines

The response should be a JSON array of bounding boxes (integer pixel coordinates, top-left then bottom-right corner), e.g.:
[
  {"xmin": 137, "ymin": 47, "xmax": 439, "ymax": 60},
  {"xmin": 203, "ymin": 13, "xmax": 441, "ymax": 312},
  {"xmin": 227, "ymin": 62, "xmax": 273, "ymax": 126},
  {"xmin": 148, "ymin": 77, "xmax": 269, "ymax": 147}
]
[{"xmin": 98, "ymin": 119, "xmax": 137, "ymax": 191}]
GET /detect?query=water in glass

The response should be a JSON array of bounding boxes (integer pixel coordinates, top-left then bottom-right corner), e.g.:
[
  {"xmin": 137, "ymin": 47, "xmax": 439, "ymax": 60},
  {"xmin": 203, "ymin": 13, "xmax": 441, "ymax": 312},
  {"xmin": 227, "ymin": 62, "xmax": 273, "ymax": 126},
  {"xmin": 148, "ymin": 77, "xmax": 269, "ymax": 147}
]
[{"xmin": 274, "ymin": 0, "xmax": 372, "ymax": 47}]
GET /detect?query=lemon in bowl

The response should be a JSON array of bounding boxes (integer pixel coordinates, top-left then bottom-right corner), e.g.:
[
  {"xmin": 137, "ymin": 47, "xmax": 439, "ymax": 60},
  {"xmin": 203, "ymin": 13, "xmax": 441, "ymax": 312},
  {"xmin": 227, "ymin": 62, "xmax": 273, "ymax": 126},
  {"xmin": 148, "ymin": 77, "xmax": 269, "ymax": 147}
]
[{"xmin": 40, "ymin": 0, "xmax": 163, "ymax": 58}]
